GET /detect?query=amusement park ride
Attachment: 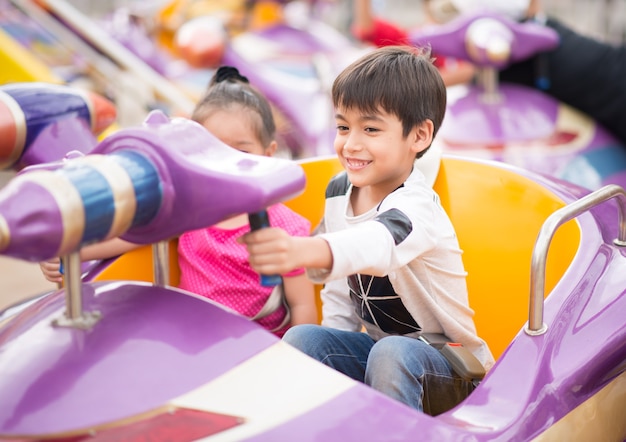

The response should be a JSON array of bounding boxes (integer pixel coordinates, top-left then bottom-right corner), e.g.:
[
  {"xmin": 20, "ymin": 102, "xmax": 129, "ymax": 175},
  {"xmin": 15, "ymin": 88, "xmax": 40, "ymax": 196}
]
[
  {"xmin": 408, "ymin": 11, "xmax": 626, "ymax": 191},
  {"xmin": 0, "ymin": 1, "xmax": 625, "ymax": 440},
  {"xmin": 0, "ymin": 80, "xmax": 625, "ymax": 440}
]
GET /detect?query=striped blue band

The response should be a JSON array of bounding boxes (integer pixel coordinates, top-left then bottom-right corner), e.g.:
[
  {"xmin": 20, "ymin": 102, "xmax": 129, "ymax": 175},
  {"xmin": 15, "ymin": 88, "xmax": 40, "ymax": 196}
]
[
  {"xmin": 60, "ymin": 150, "xmax": 161, "ymax": 247},
  {"xmin": 110, "ymin": 150, "xmax": 162, "ymax": 227}
]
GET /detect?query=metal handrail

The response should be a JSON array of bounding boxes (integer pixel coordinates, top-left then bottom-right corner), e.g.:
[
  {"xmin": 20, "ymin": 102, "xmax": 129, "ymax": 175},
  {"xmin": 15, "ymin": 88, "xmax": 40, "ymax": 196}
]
[
  {"xmin": 51, "ymin": 240, "xmax": 170, "ymax": 330},
  {"xmin": 53, "ymin": 252, "xmax": 101, "ymax": 329},
  {"xmin": 152, "ymin": 240, "xmax": 170, "ymax": 287},
  {"xmin": 525, "ymin": 185, "xmax": 626, "ymax": 335}
]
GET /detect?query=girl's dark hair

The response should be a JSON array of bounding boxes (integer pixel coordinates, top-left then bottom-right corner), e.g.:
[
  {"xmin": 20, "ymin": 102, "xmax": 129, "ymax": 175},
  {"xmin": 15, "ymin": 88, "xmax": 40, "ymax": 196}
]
[
  {"xmin": 191, "ymin": 66, "xmax": 276, "ymax": 147},
  {"xmin": 332, "ymin": 46, "xmax": 446, "ymax": 158}
]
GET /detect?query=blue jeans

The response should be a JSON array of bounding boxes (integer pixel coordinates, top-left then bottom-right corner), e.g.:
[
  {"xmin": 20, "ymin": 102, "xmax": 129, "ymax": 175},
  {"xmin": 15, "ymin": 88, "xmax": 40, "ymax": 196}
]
[{"xmin": 282, "ymin": 325, "xmax": 475, "ymax": 415}]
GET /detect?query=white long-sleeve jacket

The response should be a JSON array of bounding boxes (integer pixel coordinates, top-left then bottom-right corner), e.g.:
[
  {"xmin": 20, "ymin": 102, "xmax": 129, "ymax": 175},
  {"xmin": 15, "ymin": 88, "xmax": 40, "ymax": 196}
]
[{"xmin": 308, "ymin": 165, "xmax": 495, "ymax": 370}]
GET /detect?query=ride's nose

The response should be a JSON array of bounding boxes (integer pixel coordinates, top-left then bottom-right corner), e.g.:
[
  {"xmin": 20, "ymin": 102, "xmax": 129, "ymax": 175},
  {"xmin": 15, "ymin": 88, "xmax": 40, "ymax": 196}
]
[
  {"xmin": 0, "ymin": 214, "xmax": 8, "ymax": 252},
  {"xmin": 0, "ymin": 90, "xmax": 25, "ymax": 169},
  {"xmin": 0, "ymin": 83, "xmax": 117, "ymax": 170},
  {"xmin": 85, "ymin": 90, "xmax": 116, "ymax": 134}
]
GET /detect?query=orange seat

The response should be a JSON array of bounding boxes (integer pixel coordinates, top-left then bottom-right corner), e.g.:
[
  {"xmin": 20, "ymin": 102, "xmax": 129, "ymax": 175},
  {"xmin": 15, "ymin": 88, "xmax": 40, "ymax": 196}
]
[{"xmin": 433, "ymin": 157, "xmax": 578, "ymax": 358}]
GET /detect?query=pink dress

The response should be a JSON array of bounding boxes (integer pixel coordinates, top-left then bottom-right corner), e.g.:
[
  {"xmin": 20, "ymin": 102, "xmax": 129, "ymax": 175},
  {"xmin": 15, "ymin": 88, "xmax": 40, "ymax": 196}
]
[{"xmin": 177, "ymin": 204, "xmax": 311, "ymax": 336}]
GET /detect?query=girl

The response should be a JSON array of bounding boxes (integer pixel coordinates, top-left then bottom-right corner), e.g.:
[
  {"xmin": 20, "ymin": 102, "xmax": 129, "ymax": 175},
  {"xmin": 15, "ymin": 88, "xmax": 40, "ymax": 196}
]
[{"xmin": 40, "ymin": 66, "xmax": 317, "ymax": 336}]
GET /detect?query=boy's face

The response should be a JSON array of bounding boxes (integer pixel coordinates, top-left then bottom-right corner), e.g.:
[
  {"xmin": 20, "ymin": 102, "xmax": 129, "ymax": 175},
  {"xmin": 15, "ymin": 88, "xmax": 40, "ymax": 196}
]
[{"xmin": 334, "ymin": 105, "xmax": 431, "ymax": 200}]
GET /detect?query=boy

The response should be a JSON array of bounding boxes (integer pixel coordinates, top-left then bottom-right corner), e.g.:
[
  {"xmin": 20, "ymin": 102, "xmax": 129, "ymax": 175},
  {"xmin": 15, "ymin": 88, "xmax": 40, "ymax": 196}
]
[{"xmin": 239, "ymin": 46, "xmax": 494, "ymax": 414}]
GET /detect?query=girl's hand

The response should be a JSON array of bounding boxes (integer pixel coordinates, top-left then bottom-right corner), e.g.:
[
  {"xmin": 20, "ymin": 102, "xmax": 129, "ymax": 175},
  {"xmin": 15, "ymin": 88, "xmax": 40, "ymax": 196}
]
[{"xmin": 39, "ymin": 257, "xmax": 63, "ymax": 283}]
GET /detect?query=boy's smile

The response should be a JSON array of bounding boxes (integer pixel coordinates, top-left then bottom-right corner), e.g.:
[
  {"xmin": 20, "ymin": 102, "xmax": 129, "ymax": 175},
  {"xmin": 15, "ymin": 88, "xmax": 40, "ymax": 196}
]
[{"xmin": 345, "ymin": 158, "xmax": 372, "ymax": 170}]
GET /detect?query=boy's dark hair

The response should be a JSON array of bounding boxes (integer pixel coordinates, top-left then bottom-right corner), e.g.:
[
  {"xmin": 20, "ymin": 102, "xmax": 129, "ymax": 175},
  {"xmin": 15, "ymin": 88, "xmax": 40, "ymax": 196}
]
[
  {"xmin": 332, "ymin": 46, "xmax": 446, "ymax": 158},
  {"xmin": 192, "ymin": 66, "xmax": 276, "ymax": 147}
]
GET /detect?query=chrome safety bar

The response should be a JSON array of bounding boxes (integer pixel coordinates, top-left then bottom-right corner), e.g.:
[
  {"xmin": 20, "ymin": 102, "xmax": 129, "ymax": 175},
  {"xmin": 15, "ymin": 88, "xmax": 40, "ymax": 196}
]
[
  {"xmin": 53, "ymin": 240, "xmax": 170, "ymax": 330},
  {"xmin": 526, "ymin": 184, "xmax": 626, "ymax": 335},
  {"xmin": 53, "ymin": 252, "xmax": 102, "ymax": 329},
  {"xmin": 152, "ymin": 240, "xmax": 170, "ymax": 287}
]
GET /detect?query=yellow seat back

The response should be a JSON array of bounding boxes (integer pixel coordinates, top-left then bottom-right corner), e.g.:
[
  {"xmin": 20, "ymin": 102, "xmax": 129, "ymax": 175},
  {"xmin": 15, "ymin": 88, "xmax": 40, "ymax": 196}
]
[
  {"xmin": 283, "ymin": 156, "xmax": 346, "ymax": 232},
  {"xmin": 433, "ymin": 158, "xmax": 579, "ymax": 358},
  {"xmin": 93, "ymin": 239, "xmax": 180, "ymax": 287}
]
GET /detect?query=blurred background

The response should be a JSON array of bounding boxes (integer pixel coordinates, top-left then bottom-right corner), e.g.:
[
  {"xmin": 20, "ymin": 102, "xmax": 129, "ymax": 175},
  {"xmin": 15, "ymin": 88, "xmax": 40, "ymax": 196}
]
[
  {"xmin": 1, "ymin": 0, "xmax": 626, "ymax": 310},
  {"xmin": 63, "ymin": 0, "xmax": 626, "ymax": 43}
]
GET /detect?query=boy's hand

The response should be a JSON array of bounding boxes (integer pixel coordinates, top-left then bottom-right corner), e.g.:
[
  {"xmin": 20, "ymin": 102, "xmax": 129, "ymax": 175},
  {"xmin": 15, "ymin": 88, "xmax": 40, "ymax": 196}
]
[
  {"xmin": 239, "ymin": 227, "xmax": 299, "ymax": 276},
  {"xmin": 239, "ymin": 227, "xmax": 334, "ymax": 275},
  {"xmin": 40, "ymin": 257, "xmax": 63, "ymax": 283}
]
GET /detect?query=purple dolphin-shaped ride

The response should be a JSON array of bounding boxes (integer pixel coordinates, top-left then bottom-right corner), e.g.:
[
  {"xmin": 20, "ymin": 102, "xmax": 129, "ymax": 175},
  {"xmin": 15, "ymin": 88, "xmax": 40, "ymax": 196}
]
[
  {"xmin": 0, "ymin": 109, "xmax": 305, "ymax": 261},
  {"xmin": 0, "ymin": 82, "xmax": 116, "ymax": 170}
]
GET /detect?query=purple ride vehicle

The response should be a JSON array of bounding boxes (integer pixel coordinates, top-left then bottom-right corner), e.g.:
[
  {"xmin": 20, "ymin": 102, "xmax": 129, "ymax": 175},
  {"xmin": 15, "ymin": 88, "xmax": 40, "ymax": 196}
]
[
  {"xmin": 0, "ymin": 82, "xmax": 624, "ymax": 441},
  {"xmin": 409, "ymin": 12, "xmax": 626, "ymax": 191}
]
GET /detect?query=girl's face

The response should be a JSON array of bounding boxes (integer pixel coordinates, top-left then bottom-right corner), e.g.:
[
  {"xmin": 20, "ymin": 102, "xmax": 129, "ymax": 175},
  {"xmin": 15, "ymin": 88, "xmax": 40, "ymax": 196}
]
[{"xmin": 201, "ymin": 107, "xmax": 276, "ymax": 157}]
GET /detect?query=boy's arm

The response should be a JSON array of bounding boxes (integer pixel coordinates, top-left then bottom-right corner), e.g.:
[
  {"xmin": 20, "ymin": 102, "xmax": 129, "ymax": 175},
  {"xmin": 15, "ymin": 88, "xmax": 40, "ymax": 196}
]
[
  {"xmin": 241, "ymin": 219, "xmax": 425, "ymax": 283},
  {"xmin": 239, "ymin": 229, "xmax": 333, "ymax": 276},
  {"xmin": 241, "ymin": 189, "xmax": 443, "ymax": 282},
  {"xmin": 351, "ymin": 0, "xmax": 409, "ymax": 47}
]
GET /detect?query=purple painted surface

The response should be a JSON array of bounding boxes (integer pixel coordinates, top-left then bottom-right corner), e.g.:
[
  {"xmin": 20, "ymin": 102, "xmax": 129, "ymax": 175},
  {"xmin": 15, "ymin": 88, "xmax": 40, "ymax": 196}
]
[
  {"xmin": 0, "ymin": 111, "xmax": 306, "ymax": 260},
  {"xmin": 551, "ymin": 127, "xmax": 626, "ymax": 190},
  {"xmin": 448, "ymin": 173, "xmax": 626, "ymax": 440},
  {"xmin": 92, "ymin": 110, "xmax": 306, "ymax": 244},
  {"xmin": 0, "ymin": 157, "xmax": 624, "ymax": 439},
  {"xmin": 0, "ymin": 179, "xmax": 64, "ymax": 260},
  {"xmin": 2, "ymin": 83, "xmax": 91, "ymax": 150},
  {"xmin": 18, "ymin": 117, "xmax": 97, "ymax": 170},
  {"xmin": 0, "ymin": 281, "xmax": 276, "ymax": 435},
  {"xmin": 252, "ymin": 22, "xmax": 352, "ymax": 54},
  {"xmin": 441, "ymin": 84, "xmax": 626, "ymax": 191},
  {"xmin": 442, "ymin": 84, "xmax": 559, "ymax": 144},
  {"xmin": 409, "ymin": 12, "xmax": 559, "ymax": 68},
  {"xmin": 603, "ymin": 169, "xmax": 626, "ymax": 189},
  {"xmin": 249, "ymin": 383, "xmax": 466, "ymax": 441},
  {"xmin": 101, "ymin": 10, "xmax": 175, "ymax": 77},
  {"xmin": 406, "ymin": 12, "xmax": 626, "ymax": 192},
  {"xmin": 222, "ymin": 23, "xmax": 363, "ymax": 158},
  {"xmin": 0, "ymin": 83, "xmax": 115, "ymax": 170}
]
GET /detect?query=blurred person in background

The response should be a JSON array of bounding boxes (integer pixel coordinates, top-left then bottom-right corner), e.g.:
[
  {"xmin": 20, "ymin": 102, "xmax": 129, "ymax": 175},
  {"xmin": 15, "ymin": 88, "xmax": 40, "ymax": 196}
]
[{"xmin": 350, "ymin": 0, "xmax": 476, "ymax": 86}]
